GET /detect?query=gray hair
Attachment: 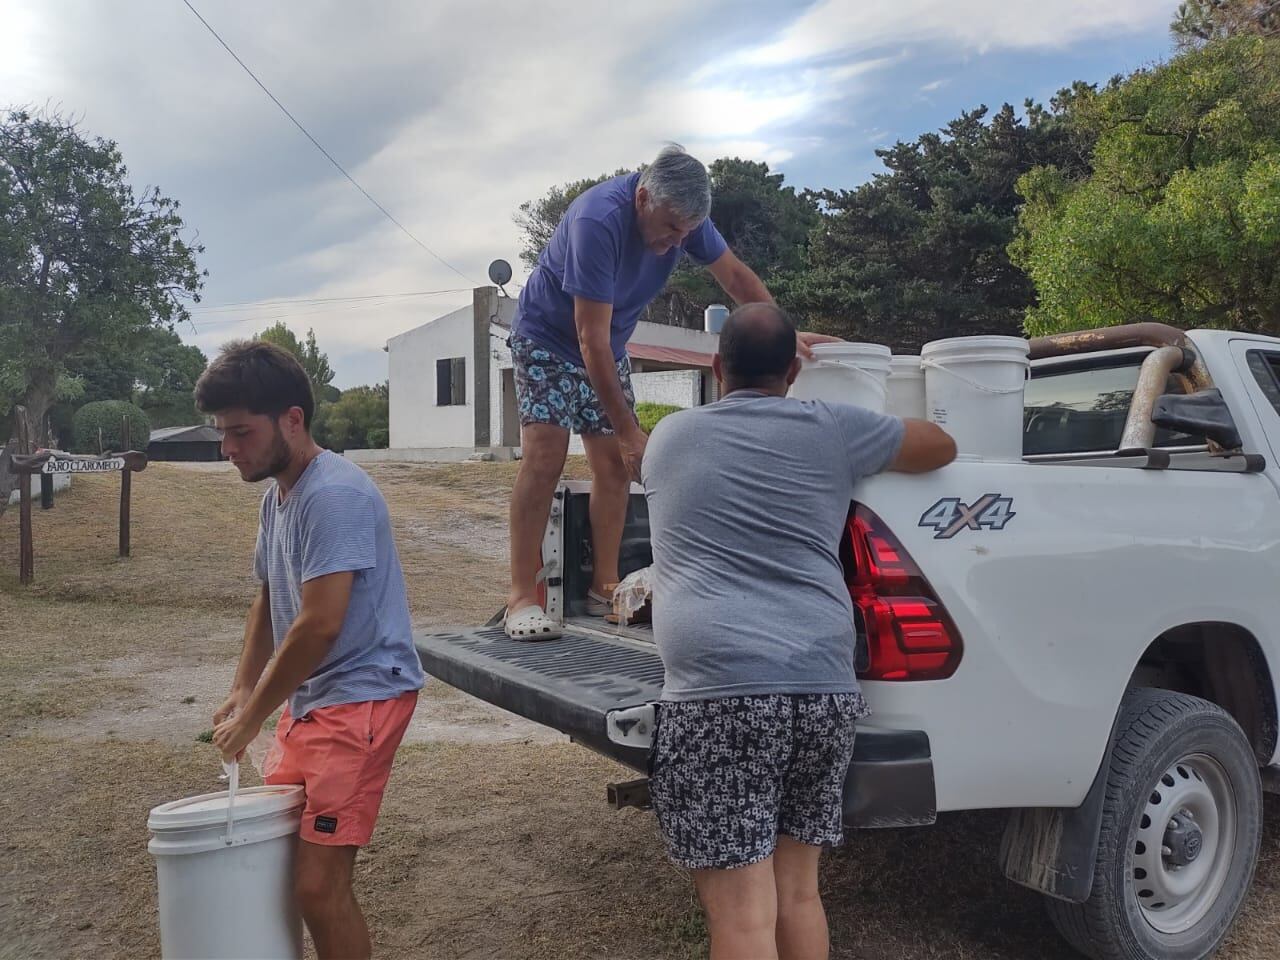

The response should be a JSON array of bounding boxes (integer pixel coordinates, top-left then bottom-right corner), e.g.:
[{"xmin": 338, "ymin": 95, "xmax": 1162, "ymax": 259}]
[{"xmin": 637, "ymin": 144, "xmax": 712, "ymax": 221}]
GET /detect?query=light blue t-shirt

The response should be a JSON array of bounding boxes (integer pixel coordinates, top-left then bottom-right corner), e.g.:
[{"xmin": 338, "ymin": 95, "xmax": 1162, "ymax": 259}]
[
  {"xmin": 641, "ymin": 393, "xmax": 905, "ymax": 701},
  {"xmin": 512, "ymin": 172, "xmax": 728, "ymax": 366},
  {"xmin": 253, "ymin": 451, "xmax": 425, "ymax": 716}
]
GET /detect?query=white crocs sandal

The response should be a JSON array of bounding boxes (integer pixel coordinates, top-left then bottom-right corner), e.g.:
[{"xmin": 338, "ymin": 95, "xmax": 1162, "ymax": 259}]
[{"xmin": 503, "ymin": 604, "xmax": 563, "ymax": 641}]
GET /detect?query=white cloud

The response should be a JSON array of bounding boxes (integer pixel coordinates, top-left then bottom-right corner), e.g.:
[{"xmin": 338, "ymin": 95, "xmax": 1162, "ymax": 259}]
[
  {"xmin": 729, "ymin": 0, "xmax": 1173, "ymax": 67},
  {"xmin": 2, "ymin": 0, "xmax": 1171, "ymax": 386},
  {"xmin": 921, "ymin": 78, "xmax": 949, "ymax": 92}
]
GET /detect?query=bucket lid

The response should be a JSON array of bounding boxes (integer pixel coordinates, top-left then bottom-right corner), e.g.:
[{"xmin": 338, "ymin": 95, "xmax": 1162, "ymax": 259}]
[
  {"xmin": 921, "ymin": 335, "xmax": 1029, "ymax": 358},
  {"xmin": 806, "ymin": 342, "xmax": 891, "ymax": 364},
  {"xmin": 148, "ymin": 784, "xmax": 304, "ymax": 831},
  {"xmin": 889, "ymin": 355, "xmax": 923, "ymax": 374}
]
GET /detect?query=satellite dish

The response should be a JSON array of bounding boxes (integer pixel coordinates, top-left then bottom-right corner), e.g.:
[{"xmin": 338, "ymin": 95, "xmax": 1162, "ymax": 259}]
[{"xmin": 488, "ymin": 259, "xmax": 513, "ymax": 286}]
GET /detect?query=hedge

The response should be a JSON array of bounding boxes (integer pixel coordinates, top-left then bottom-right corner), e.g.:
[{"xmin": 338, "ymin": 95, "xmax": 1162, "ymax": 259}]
[
  {"xmin": 72, "ymin": 401, "xmax": 151, "ymax": 454},
  {"xmin": 636, "ymin": 402, "xmax": 683, "ymax": 433}
]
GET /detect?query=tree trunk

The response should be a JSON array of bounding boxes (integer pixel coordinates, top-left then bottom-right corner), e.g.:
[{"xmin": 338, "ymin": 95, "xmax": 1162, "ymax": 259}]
[{"xmin": 20, "ymin": 379, "xmax": 56, "ymax": 450}]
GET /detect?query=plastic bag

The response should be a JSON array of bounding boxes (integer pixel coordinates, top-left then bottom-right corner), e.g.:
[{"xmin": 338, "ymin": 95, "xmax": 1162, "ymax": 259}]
[{"xmin": 612, "ymin": 566, "xmax": 653, "ymax": 625}]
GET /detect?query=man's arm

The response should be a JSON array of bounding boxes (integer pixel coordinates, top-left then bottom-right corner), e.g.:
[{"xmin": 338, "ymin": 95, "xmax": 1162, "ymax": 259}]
[
  {"xmin": 891, "ymin": 420, "xmax": 958, "ymax": 473},
  {"xmin": 706, "ymin": 249, "xmax": 772, "ymax": 305},
  {"xmin": 212, "ymin": 572, "xmax": 354, "ymax": 760},
  {"xmin": 575, "ymin": 295, "xmax": 645, "ymax": 476},
  {"xmin": 212, "ymin": 583, "xmax": 275, "ymax": 725}
]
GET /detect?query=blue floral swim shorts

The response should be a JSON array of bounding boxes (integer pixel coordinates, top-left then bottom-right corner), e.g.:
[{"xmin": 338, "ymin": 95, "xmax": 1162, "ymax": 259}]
[{"xmin": 509, "ymin": 333, "xmax": 636, "ymax": 435}]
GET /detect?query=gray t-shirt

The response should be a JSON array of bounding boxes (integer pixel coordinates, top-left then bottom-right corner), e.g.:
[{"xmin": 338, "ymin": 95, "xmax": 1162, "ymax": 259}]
[
  {"xmin": 641, "ymin": 392, "xmax": 905, "ymax": 701},
  {"xmin": 254, "ymin": 450, "xmax": 425, "ymax": 716}
]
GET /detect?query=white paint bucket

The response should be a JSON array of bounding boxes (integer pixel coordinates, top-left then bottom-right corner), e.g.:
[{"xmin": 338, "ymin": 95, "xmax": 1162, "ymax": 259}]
[
  {"xmin": 789, "ymin": 342, "xmax": 892, "ymax": 413},
  {"xmin": 148, "ymin": 784, "xmax": 305, "ymax": 959},
  {"xmin": 920, "ymin": 335, "xmax": 1030, "ymax": 461},
  {"xmin": 887, "ymin": 356, "xmax": 926, "ymax": 420}
]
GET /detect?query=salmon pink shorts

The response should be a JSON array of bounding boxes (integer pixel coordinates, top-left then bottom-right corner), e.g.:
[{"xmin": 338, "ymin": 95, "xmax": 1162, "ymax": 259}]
[{"xmin": 264, "ymin": 690, "xmax": 418, "ymax": 846}]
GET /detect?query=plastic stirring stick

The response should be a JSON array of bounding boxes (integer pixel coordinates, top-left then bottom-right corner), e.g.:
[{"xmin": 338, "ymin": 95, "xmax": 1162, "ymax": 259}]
[{"xmin": 222, "ymin": 758, "xmax": 239, "ymax": 844}]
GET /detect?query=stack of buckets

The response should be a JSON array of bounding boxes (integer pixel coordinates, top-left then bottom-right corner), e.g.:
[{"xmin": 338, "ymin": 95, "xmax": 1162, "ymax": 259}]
[{"xmin": 789, "ymin": 335, "xmax": 1030, "ymax": 461}]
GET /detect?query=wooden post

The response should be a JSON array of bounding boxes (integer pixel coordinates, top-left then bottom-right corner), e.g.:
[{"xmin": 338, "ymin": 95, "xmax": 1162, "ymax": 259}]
[
  {"xmin": 40, "ymin": 472, "xmax": 54, "ymax": 510},
  {"xmin": 119, "ymin": 417, "xmax": 131, "ymax": 558},
  {"xmin": 16, "ymin": 407, "xmax": 34, "ymax": 584}
]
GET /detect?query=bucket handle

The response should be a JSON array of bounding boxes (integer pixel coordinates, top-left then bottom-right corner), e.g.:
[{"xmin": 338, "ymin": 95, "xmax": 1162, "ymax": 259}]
[
  {"xmin": 809, "ymin": 359, "xmax": 889, "ymax": 402},
  {"xmin": 920, "ymin": 357, "xmax": 1028, "ymax": 395}
]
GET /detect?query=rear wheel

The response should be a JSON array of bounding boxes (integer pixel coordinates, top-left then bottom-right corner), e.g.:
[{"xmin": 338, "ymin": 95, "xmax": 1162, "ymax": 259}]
[{"xmin": 1046, "ymin": 688, "xmax": 1261, "ymax": 960}]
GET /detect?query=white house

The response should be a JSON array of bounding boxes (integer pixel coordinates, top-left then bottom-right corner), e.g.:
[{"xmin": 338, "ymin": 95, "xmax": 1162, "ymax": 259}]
[{"xmin": 361, "ymin": 286, "xmax": 722, "ymax": 462}]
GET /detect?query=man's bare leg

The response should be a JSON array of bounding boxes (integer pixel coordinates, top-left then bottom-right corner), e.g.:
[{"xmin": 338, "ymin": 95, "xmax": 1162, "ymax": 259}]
[
  {"xmin": 694, "ymin": 857, "xmax": 779, "ymax": 960},
  {"xmin": 580, "ymin": 432, "xmax": 631, "ymax": 597},
  {"xmin": 294, "ymin": 842, "xmax": 369, "ymax": 960},
  {"xmin": 508, "ymin": 423, "xmax": 570, "ymax": 613},
  {"xmin": 773, "ymin": 836, "xmax": 828, "ymax": 960}
]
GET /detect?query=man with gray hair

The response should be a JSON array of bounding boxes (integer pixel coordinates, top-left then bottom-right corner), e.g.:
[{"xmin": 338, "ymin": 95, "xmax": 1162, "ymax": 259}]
[{"xmin": 504, "ymin": 145, "xmax": 835, "ymax": 639}]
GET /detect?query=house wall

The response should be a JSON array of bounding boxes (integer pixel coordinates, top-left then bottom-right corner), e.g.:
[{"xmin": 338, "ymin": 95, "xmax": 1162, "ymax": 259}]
[
  {"xmin": 387, "ymin": 304, "xmax": 475, "ymax": 448},
  {"xmin": 633, "ymin": 369, "xmax": 702, "ymax": 408}
]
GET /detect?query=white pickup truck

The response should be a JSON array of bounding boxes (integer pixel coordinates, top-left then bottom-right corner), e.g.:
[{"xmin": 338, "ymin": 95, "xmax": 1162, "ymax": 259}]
[{"xmin": 417, "ymin": 322, "xmax": 1280, "ymax": 960}]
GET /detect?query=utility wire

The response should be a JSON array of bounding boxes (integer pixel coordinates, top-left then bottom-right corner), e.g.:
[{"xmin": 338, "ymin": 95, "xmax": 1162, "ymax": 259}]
[
  {"xmin": 180, "ymin": 0, "xmax": 480, "ymax": 286},
  {"xmin": 191, "ymin": 288, "xmax": 472, "ymax": 313}
]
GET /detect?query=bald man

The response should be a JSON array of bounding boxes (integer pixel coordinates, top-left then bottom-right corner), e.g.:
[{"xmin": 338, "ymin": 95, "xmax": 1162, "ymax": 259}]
[{"xmin": 640, "ymin": 303, "xmax": 956, "ymax": 960}]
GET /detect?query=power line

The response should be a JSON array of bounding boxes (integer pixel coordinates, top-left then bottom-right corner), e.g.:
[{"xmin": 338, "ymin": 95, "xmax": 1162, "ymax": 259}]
[
  {"xmin": 180, "ymin": 1, "xmax": 480, "ymax": 287},
  {"xmin": 191, "ymin": 287, "xmax": 472, "ymax": 313}
]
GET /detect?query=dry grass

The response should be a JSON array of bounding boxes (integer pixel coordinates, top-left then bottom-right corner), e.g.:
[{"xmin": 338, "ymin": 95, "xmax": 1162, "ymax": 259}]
[{"xmin": 2, "ymin": 458, "xmax": 1279, "ymax": 959}]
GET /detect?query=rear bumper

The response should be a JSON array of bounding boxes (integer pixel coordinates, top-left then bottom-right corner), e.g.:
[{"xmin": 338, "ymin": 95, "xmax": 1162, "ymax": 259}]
[{"xmin": 844, "ymin": 728, "xmax": 937, "ymax": 828}]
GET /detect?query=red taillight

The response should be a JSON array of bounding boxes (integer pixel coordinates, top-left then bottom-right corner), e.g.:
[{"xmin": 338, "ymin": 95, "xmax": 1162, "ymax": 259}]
[{"xmin": 845, "ymin": 505, "xmax": 962, "ymax": 681}]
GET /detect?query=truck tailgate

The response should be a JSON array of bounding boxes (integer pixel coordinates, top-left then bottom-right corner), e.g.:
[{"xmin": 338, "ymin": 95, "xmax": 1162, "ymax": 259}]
[{"xmin": 415, "ymin": 625, "xmax": 662, "ymax": 769}]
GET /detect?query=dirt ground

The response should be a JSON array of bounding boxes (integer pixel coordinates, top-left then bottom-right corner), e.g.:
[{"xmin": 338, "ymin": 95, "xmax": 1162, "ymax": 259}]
[{"xmin": 2, "ymin": 459, "xmax": 1278, "ymax": 959}]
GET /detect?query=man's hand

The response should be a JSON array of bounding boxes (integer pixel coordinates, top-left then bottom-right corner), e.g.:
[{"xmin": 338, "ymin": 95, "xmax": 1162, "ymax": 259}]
[
  {"xmin": 619, "ymin": 429, "xmax": 648, "ymax": 482},
  {"xmin": 212, "ymin": 687, "xmax": 251, "ymax": 727},
  {"xmin": 212, "ymin": 710, "xmax": 262, "ymax": 764},
  {"xmin": 796, "ymin": 331, "xmax": 845, "ymax": 360}
]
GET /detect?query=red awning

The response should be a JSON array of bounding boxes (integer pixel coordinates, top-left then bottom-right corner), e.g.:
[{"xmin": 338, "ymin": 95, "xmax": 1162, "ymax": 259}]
[{"xmin": 626, "ymin": 343, "xmax": 714, "ymax": 367}]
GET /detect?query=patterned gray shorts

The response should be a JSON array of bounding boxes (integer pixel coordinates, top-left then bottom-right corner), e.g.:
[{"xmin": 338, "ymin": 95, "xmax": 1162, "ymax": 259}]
[
  {"xmin": 509, "ymin": 333, "xmax": 635, "ymax": 436},
  {"xmin": 649, "ymin": 693, "xmax": 867, "ymax": 870}
]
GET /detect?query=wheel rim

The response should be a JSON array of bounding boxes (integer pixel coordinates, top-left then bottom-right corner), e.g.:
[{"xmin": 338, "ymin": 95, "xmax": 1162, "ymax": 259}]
[{"xmin": 1129, "ymin": 753, "xmax": 1237, "ymax": 935}]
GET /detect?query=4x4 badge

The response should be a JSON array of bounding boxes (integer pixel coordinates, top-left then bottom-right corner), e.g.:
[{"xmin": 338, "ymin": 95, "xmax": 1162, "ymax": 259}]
[{"xmin": 919, "ymin": 495, "xmax": 1016, "ymax": 539}]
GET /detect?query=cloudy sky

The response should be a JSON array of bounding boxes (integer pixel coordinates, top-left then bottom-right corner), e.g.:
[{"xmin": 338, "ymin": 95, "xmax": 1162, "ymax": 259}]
[{"xmin": 3, "ymin": 0, "xmax": 1178, "ymax": 386}]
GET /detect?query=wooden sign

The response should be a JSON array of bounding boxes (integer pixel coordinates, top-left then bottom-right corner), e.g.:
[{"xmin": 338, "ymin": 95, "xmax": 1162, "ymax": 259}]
[
  {"xmin": 10, "ymin": 410, "xmax": 148, "ymax": 585},
  {"xmin": 41, "ymin": 456, "xmax": 126, "ymax": 474}
]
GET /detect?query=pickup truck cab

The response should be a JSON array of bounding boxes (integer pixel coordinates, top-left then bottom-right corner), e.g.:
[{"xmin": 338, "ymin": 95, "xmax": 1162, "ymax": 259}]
[{"xmin": 418, "ymin": 323, "xmax": 1280, "ymax": 960}]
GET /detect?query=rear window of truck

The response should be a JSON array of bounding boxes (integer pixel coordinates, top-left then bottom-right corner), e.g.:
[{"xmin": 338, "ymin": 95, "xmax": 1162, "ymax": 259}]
[{"xmin": 1024, "ymin": 357, "xmax": 1203, "ymax": 455}]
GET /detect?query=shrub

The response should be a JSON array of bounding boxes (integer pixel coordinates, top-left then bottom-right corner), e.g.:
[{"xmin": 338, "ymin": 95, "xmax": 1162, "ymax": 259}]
[
  {"xmin": 71, "ymin": 400, "xmax": 151, "ymax": 453},
  {"xmin": 636, "ymin": 402, "xmax": 683, "ymax": 433}
]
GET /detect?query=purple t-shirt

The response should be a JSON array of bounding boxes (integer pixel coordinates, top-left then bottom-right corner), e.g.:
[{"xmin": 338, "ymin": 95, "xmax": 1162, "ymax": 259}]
[{"xmin": 511, "ymin": 172, "xmax": 728, "ymax": 366}]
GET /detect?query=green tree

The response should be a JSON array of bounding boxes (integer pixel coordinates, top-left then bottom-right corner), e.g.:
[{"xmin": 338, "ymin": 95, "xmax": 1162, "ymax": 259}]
[
  {"xmin": 783, "ymin": 98, "xmax": 1095, "ymax": 351},
  {"xmin": 1011, "ymin": 37, "xmax": 1280, "ymax": 337},
  {"xmin": 1172, "ymin": 0, "xmax": 1280, "ymax": 48},
  {"xmin": 132, "ymin": 327, "xmax": 208, "ymax": 427},
  {"xmin": 47, "ymin": 326, "xmax": 207, "ymax": 441},
  {"xmin": 0, "ymin": 108, "xmax": 205, "ymax": 444},
  {"xmin": 256, "ymin": 321, "xmax": 337, "ymax": 401},
  {"xmin": 312, "ymin": 384, "xmax": 388, "ymax": 452}
]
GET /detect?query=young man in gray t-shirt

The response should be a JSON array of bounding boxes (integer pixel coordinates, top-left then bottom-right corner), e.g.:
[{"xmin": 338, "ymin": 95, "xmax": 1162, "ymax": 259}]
[
  {"xmin": 641, "ymin": 304, "xmax": 955, "ymax": 960},
  {"xmin": 196, "ymin": 341, "xmax": 424, "ymax": 960}
]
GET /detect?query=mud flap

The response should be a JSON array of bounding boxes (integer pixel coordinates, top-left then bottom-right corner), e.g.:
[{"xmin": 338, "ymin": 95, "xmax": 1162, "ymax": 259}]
[{"xmin": 998, "ymin": 715, "xmax": 1119, "ymax": 903}]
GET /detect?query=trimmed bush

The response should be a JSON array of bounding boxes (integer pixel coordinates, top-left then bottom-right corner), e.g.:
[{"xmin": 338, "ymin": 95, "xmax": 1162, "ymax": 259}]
[
  {"xmin": 636, "ymin": 402, "xmax": 683, "ymax": 433},
  {"xmin": 71, "ymin": 400, "xmax": 151, "ymax": 453}
]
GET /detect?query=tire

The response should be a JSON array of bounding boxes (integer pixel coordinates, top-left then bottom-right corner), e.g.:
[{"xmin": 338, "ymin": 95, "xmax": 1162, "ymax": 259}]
[{"xmin": 1046, "ymin": 688, "xmax": 1262, "ymax": 960}]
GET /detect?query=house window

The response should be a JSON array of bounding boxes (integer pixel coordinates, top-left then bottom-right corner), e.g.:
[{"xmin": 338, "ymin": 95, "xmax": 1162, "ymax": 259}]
[{"xmin": 436, "ymin": 357, "xmax": 466, "ymax": 406}]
